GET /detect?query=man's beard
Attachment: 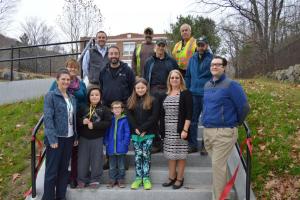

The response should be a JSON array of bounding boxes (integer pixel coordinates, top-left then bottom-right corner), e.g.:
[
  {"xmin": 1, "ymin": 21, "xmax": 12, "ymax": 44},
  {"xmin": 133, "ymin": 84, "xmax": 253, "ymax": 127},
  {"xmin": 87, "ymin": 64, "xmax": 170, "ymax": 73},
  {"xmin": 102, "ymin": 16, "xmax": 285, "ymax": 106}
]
[{"xmin": 110, "ymin": 58, "xmax": 119, "ymax": 65}]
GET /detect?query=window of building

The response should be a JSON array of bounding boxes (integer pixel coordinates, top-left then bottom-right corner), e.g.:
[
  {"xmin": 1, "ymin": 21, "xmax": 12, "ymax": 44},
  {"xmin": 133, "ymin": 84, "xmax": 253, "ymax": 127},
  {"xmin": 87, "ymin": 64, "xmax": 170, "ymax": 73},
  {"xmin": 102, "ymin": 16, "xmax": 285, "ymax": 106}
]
[
  {"xmin": 106, "ymin": 42, "xmax": 117, "ymax": 47},
  {"xmin": 123, "ymin": 42, "xmax": 135, "ymax": 56}
]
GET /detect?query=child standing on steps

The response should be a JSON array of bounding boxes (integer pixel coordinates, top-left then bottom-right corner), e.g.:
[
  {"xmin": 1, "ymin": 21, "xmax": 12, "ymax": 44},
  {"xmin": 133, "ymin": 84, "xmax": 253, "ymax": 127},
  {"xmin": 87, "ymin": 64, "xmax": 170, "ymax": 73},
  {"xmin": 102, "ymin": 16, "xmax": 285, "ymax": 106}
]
[
  {"xmin": 127, "ymin": 78, "xmax": 160, "ymax": 190},
  {"xmin": 104, "ymin": 101, "xmax": 131, "ymax": 188},
  {"xmin": 77, "ymin": 86, "xmax": 112, "ymax": 189}
]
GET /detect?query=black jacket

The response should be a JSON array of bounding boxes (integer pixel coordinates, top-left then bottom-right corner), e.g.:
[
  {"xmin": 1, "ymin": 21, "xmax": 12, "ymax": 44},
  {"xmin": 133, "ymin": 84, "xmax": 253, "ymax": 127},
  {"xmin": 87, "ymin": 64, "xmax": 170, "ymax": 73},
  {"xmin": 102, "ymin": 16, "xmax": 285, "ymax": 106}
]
[
  {"xmin": 161, "ymin": 90, "xmax": 193, "ymax": 140},
  {"xmin": 77, "ymin": 104, "xmax": 112, "ymax": 139},
  {"xmin": 99, "ymin": 61, "xmax": 135, "ymax": 106},
  {"xmin": 143, "ymin": 53, "xmax": 178, "ymax": 87},
  {"xmin": 127, "ymin": 97, "xmax": 160, "ymax": 135}
]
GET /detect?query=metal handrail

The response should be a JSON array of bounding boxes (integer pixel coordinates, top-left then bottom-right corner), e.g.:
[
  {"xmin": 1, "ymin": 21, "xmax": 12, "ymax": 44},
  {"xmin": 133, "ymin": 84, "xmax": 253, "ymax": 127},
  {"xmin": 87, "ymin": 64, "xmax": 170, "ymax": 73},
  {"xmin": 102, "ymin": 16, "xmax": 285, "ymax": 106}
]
[
  {"xmin": 237, "ymin": 121, "xmax": 251, "ymax": 200},
  {"xmin": 0, "ymin": 40, "xmax": 89, "ymax": 51},
  {"xmin": 31, "ymin": 115, "xmax": 44, "ymax": 198}
]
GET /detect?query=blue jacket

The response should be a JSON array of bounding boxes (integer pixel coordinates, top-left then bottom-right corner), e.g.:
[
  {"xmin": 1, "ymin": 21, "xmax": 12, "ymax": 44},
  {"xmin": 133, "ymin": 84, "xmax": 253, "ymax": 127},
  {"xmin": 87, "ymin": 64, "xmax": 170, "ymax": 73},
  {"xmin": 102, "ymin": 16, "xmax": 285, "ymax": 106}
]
[
  {"xmin": 201, "ymin": 74, "xmax": 250, "ymax": 128},
  {"xmin": 104, "ymin": 115, "xmax": 131, "ymax": 156},
  {"xmin": 49, "ymin": 79, "xmax": 87, "ymax": 110},
  {"xmin": 44, "ymin": 88, "xmax": 77, "ymax": 145},
  {"xmin": 185, "ymin": 51, "xmax": 213, "ymax": 96}
]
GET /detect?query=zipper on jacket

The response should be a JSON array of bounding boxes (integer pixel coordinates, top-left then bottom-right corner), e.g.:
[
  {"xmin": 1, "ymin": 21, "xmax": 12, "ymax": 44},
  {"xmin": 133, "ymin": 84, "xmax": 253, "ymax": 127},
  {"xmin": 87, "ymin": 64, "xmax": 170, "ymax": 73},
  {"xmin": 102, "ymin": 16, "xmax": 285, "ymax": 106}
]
[
  {"xmin": 113, "ymin": 118, "xmax": 118, "ymax": 154},
  {"xmin": 221, "ymin": 105, "xmax": 225, "ymax": 125}
]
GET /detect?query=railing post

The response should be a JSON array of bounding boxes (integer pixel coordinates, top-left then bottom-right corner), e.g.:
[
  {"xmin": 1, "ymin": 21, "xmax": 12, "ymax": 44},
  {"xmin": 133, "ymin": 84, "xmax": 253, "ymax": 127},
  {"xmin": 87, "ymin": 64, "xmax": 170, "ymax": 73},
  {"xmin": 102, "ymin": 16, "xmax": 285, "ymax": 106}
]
[
  {"xmin": 31, "ymin": 136, "xmax": 36, "ymax": 198},
  {"xmin": 10, "ymin": 45, "xmax": 14, "ymax": 81},
  {"xmin": 49, "ymin": 58, "xmax": 52, "ymax": 76},
  {"xmin": 246, "ymin": 137, "xmax": 251, "ymax": 200},
  {"xmin": 18, "ymin": 48, "xmax": 21, "ymax": 71}
]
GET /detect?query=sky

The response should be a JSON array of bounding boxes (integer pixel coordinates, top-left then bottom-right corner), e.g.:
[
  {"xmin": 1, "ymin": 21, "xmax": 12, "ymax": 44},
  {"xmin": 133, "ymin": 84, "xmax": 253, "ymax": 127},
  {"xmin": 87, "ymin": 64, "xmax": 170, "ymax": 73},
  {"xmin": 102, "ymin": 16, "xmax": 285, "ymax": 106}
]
[{"xmin": 4, "ymin": 0, "xmax": 208, "ymax": 40}]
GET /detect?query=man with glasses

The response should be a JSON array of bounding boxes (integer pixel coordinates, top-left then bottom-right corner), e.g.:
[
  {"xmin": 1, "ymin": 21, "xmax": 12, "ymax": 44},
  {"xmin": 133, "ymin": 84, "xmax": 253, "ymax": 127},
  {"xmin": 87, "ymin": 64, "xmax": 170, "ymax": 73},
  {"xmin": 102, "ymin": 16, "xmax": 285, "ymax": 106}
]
[
  {"xmin": 132, "ymin": 27, "xmax": 155, "ymax": 77},
  {"xmin": 185, "ymin": 36, "xmax": 213, "ymax": 154},
  {"xmin": 202, "ymin": 56, "xmax": 250, "ymax": 200},
  {"xmin": 143, "ymin": 39, "xmax": 178, "ymax": 153}
]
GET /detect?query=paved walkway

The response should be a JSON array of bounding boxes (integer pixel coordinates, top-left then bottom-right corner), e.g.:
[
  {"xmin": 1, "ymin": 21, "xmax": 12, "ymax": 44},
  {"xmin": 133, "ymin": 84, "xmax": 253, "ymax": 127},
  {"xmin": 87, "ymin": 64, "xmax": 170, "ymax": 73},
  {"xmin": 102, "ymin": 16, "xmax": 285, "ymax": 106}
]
[{"xmin": 0, "ymin": 78, "xmax": 54, "ymax": 105}]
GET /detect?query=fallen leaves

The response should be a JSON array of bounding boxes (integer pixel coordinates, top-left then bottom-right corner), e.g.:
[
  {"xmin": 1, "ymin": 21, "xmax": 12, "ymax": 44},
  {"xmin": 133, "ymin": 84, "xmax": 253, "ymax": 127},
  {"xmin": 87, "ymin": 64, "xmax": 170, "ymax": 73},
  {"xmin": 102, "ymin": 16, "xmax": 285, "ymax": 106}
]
[
  {"xmin": 264, "ymin": 176, "xmax": 300, "ymax": 200},
  {"xmin": 12, "ymin": 173, "xmax": 21, "ymax": 183}
]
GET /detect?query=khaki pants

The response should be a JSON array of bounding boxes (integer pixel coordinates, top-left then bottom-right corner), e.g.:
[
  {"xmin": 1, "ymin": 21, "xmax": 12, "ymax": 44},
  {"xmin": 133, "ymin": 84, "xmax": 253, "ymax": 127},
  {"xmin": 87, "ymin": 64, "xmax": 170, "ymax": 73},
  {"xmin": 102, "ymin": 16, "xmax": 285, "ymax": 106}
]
[{"xmin": 203, "ymin": 128, "xmax": 238, "ymax": 200}]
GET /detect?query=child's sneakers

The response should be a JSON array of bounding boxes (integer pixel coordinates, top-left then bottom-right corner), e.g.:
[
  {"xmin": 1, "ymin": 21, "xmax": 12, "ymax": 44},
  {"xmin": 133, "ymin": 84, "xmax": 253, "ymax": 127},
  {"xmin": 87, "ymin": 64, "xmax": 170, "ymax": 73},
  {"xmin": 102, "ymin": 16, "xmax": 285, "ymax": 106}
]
[
  {"xmin": 131, "ymin": 178, "xmax": 143, "ymax": 189},
  {"xmin": 143, "ymin": 177, "xmax": 152, "ymax": 190}
]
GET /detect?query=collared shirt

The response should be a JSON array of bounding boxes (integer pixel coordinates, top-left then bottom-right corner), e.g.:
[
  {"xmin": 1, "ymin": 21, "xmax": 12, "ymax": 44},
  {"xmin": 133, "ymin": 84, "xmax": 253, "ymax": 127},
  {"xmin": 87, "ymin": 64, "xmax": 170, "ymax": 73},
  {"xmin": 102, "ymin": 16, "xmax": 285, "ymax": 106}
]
[{"xmin": 82, "ymin": 44, "xmax": 107, "ymax": 78}]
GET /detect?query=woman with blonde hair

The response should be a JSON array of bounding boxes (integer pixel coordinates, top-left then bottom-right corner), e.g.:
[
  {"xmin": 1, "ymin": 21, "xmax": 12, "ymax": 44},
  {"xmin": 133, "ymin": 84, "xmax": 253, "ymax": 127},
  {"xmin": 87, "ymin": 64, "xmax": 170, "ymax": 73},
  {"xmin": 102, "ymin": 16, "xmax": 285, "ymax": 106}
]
[{"xmin": 161, "ymin": 69, "xmax": 193, "ymax": 189}]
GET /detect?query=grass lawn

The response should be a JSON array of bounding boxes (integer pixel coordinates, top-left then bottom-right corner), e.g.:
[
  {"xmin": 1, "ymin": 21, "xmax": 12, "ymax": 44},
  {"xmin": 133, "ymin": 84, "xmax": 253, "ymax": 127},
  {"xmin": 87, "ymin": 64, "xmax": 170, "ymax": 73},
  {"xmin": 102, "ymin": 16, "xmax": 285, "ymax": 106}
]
[
  {"xmin": 0, "ymin": 97, "xmax": 43, "ymax": 200},
  {"xmin": 239, "ymin": 79, "xmax": 300, "ymax": 199},
  {"xmin": 0, "ymin": 79, "xmax": 299, "ymax": 199}
]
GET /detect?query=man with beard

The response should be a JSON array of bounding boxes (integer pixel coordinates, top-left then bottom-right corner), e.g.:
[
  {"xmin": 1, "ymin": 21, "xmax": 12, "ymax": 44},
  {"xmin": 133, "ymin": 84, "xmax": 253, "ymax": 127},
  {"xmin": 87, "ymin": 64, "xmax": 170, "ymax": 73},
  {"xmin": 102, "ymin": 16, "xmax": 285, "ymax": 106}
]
[
  {"xmin": 132, "ymin": 27, "xmax": 155, "ymax": 77},
  {"xmin": 185, "ymin": 36, "xmax": 213, "ymax": 154},
  {"xmin": 83, "ymin": 31, "xmax": 109, "ymax": 87},
  {"xmin": 143, "ymin": 39, "xmax": 179, "ymax": 153},
  {"xmin": 99, "ymin": 46, "xmax": 135, "ymax": 107}
]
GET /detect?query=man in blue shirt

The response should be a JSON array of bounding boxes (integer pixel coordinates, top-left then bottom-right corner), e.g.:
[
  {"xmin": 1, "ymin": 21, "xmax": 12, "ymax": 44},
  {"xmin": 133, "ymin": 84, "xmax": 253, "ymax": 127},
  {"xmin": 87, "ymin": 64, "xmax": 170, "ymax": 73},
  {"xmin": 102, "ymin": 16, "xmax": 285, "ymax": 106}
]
[
  {"xmin": 185, "ymin": 36, "xmax": 213, "ymax": 154},
  {"xmin": 82, "ymin": 31, "xmax": 109, "ymax": 86},
  {"xmin": 202, "ymin": 56, "xmax": 250, "ymax": 200}
]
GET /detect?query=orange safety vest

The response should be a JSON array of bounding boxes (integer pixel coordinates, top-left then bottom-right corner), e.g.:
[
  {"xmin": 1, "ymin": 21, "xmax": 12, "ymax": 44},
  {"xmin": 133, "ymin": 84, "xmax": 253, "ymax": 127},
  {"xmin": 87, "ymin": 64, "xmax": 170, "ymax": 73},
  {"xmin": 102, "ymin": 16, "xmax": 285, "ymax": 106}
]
[{"xmin": 172, "ymin": 37, "xmax": 197, "ymax": 70}]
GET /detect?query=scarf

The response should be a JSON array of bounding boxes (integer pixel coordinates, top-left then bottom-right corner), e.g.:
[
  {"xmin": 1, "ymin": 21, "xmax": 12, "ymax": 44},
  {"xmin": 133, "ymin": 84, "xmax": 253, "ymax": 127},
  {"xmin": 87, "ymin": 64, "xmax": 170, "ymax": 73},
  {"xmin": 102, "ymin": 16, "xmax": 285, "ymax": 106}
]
[{"xmin": 68, "ymin": 77, "xmax": 80, "ymax": 94}]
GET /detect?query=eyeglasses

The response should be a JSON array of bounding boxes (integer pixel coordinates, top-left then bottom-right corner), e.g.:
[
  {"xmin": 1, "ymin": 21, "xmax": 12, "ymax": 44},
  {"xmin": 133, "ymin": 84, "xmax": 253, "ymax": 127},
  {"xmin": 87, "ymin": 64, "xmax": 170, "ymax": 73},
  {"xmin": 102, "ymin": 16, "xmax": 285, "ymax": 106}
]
[
  {"xmin": 157, "ymin": 44, "xmax": 166, "ymax": 47},
  {"xmin": 197, "ymin": 43, "xmax": 205, "ymax": 47},
  {"xmin": 211, "ymin": 63, "xmax": 223, "ymax": 67},
  {"xmin": 170, "ymin": 77, "xmax": 180, "ymax": 80},
  {"xmin": 112, "ymin": 106, "xmax": 122, "ymax": 109}
]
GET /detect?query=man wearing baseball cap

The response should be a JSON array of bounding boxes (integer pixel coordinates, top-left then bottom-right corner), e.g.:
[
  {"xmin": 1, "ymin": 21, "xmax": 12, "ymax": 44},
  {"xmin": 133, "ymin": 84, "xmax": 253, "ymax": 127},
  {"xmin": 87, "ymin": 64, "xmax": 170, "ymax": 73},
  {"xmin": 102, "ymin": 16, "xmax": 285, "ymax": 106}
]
[
  {"xmin": 143, "ymin": 38, "xmax": 179, "ymax": 153},
  {"xmin": 185, "ymin": 36, "xmax": 213, "ymax": 155},
  {"xmin": 132, "ymin": 27, "xmax": 155, "ymax": 77}
]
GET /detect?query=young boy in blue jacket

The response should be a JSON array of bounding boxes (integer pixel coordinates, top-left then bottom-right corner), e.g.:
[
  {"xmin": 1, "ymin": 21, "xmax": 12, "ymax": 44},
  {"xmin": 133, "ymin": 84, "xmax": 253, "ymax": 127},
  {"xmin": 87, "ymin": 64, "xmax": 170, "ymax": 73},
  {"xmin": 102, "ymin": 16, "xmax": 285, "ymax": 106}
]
[{"xmin": 104, "ymin": 101, "xmax": 131, "ymax": 188}]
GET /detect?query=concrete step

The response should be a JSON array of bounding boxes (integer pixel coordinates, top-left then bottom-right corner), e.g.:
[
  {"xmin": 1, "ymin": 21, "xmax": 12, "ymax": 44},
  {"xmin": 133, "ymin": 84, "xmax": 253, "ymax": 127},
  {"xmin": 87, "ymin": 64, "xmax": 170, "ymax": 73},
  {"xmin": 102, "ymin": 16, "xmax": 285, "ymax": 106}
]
[
  {"xmin": 111, "ymin": 151, "xmax": 212, "ymax": 167},
  {"xmin": 66, "ymin": 184, "xmax": 212, "ymax": 200},
  {"xmin": 101, "ymin": 166, "xmax": 212, "ymax": 185}
]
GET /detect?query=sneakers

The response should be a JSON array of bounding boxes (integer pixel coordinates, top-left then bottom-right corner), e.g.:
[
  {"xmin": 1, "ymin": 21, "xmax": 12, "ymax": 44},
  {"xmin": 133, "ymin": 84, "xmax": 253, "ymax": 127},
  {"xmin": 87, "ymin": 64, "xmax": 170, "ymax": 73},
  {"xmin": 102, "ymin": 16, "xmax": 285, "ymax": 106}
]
[
  {"xmin": 131, "ymin": 178, "xmax": 143, "ymax": 189},
  {"xmin": 143, "ymin": 178, "xmax": 152, "ymax": 190},
  {"xmin": 76, "ymin": 181, "xmax": 85, "ymax": 189},
  {"xmin": 117, "ymin": 179, "xmax": 125, "ymax": 188},
  {"xmin": 89, "ymin": 182, "xmax": 100, "ymax": 189}
]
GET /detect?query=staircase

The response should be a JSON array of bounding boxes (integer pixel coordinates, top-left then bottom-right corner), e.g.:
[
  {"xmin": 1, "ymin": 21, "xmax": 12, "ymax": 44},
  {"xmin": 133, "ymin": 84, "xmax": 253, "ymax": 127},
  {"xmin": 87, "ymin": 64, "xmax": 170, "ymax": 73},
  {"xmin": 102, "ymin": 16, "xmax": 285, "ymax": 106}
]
[
  {"xmin": 67, "ymin": 150, "xmax": 213, "ymax": 200},
  {"xmin": 27, "ymin": 125, "xmax": 256, "ymax": 200}
]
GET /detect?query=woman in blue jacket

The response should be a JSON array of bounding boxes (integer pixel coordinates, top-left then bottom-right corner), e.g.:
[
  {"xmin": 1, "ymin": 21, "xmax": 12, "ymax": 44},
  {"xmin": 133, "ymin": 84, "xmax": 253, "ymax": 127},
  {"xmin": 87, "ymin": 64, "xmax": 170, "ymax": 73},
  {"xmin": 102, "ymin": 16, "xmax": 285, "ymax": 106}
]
[
  {"xmin": 43, "ymin": 69, "xmax": 78, "ymax": 200},
  {"xmin": 49, "ymin": 58, "xmax": 87, "ymax": 188}
]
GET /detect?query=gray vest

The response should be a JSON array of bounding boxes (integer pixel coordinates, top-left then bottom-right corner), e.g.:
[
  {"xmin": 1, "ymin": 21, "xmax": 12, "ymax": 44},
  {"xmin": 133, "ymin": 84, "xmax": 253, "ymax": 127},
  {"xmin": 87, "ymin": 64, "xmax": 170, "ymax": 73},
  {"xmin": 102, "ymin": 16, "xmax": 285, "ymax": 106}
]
[{"xmin": 88, "ymin": 47, "xmax": 109, "ymax": 85}]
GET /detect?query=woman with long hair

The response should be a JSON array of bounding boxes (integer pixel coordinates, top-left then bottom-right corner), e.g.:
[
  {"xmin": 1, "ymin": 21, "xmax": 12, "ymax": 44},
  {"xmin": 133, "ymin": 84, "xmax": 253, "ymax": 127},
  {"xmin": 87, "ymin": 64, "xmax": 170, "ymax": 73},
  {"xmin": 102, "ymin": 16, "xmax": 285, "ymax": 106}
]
[{"xmin": 161, "ymin": 69, "xmax": 193, "ymax": 189}]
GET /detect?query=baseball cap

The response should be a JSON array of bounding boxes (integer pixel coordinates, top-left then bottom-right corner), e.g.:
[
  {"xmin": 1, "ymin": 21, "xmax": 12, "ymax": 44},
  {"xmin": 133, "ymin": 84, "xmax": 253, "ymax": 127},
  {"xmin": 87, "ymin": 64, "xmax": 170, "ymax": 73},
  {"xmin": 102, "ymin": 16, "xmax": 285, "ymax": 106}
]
[
  {"xmin": 144, "ymin": 27, "xmax": 153, "ymax": 34},
  {"xmin": 196, "ymin": 36, "xmax": 208, "ymax": 45}
]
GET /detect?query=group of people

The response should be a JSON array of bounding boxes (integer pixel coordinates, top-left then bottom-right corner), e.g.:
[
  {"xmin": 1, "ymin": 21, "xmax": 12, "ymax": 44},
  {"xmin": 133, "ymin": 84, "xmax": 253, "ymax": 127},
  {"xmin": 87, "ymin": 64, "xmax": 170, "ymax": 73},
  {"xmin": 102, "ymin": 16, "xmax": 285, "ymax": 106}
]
[{"xmin": 42, "ymin": 24, "xmax": 250, "ymax": 200}]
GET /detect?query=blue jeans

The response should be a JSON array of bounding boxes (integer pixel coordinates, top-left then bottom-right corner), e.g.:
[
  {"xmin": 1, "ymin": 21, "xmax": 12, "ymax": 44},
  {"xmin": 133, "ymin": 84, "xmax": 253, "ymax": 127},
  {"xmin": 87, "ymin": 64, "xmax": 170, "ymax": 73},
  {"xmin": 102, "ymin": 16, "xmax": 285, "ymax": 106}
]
[
  {"xmin": 189, "ymin": 95, "xmax": 203, "ymax": 149},
  {"xmin": 42, "ymin": 136, "xmax": 74, "ymax": 200},
  {"xmin": 109, "ymin": 155, "xmax": 126, "ymax": 181}
]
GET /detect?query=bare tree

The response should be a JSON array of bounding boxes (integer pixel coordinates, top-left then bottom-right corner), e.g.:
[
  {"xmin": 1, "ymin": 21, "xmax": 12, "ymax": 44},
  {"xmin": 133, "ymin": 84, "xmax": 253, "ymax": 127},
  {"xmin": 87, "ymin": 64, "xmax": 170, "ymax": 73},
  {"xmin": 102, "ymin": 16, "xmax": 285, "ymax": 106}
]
[
  {"xmin": 195, "ymin": 0, "xmax": 300, "ymax": 76},
  {"xmin": 0, "ymin": 0, "xmax": 19, "ymax": 32},
  {"xmin": 20, "ymin": 17, "xmax": 56, "ymax": 46},
  {"xmin": 57, "ymin": 0, "xmax": 102, "ymax": 53}
]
